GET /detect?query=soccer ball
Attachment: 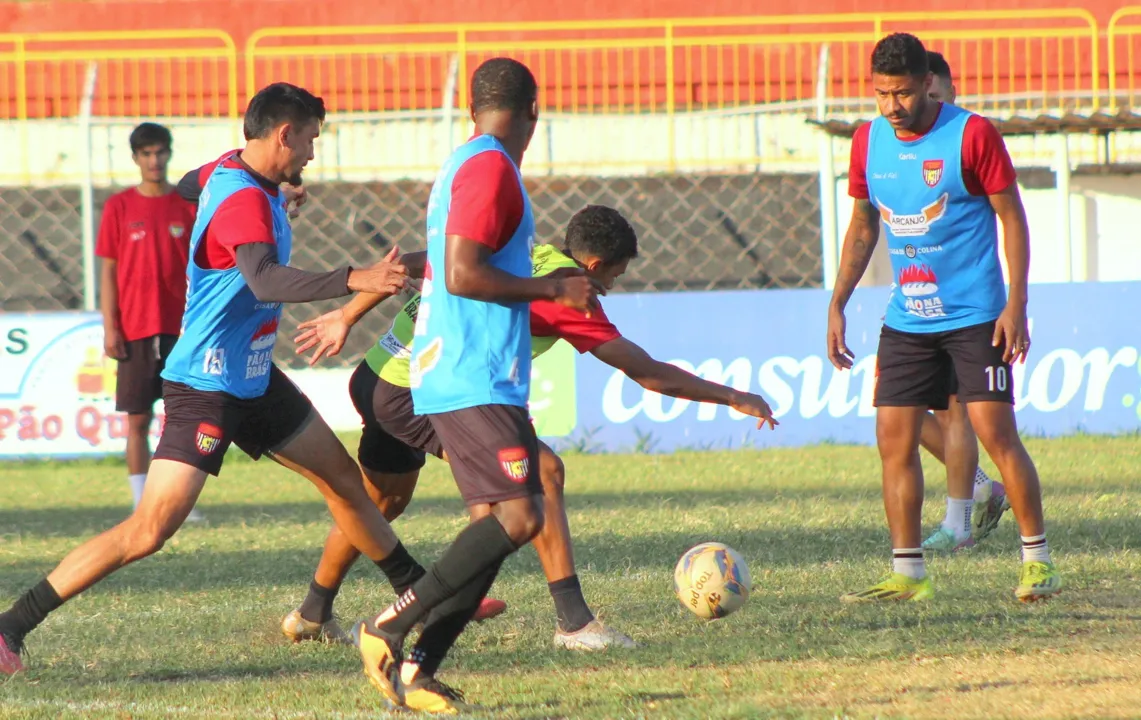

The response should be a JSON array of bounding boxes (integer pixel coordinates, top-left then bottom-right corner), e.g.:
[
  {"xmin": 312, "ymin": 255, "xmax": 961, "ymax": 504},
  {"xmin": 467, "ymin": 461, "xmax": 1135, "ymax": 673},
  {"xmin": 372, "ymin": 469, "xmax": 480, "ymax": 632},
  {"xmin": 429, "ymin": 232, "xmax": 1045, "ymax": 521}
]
[{"xmin": 673, "ymin": 542, "xmax": 751, "ymax": 620}]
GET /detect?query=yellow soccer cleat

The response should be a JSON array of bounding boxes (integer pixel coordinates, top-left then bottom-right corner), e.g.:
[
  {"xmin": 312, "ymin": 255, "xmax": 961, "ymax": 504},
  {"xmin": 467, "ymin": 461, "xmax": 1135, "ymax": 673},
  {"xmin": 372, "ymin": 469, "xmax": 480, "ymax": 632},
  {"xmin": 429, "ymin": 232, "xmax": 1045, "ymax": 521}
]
[
  {"xmin": 1016, "ymin": 561, "xmax": 1062, "ymax": 603},
  {"xmin": 280, "ymin": 609, "xmax": 352, "ymax": 645},
  {"xmin": 356, "ymin": 620, "xmax": 405, "ymax": 707},
  {"xmin": 841, "ymin": 572, "xmax": 934, "ymax": 603},
  {"xmin": 404, "ymin": 674, "xmax": 472, "ymax": 715}
]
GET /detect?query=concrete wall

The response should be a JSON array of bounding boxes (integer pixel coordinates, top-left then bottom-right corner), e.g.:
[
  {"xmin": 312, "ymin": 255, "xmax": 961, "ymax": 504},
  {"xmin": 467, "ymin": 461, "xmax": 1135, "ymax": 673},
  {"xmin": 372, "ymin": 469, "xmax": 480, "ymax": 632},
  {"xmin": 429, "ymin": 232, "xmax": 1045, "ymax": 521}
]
[{"xmin": 3, "ymin": 111, "xmax": 1137, "ymax": 187}]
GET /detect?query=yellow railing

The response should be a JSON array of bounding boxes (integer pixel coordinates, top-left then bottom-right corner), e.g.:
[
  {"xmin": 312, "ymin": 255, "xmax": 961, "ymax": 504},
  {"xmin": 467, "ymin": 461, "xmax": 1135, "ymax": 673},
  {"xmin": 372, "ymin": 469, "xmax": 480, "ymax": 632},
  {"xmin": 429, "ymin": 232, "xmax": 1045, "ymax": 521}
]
[
  {"xmin": 0, "ymin": 29, "xmax": 239, "ymax": 120},
  {"xmin": 245, "ymin": 10, "xmax": 1100, "ymax": 117},
  {"xmin": 1108, "ymin": 7, "xmax": 1141, "ymax": 112}
]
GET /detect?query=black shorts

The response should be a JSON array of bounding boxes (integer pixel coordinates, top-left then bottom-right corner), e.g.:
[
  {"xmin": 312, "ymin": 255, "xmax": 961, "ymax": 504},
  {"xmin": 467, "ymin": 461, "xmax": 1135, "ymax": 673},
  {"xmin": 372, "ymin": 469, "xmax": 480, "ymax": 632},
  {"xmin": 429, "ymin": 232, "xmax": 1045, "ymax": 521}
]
[
  {"xmin": 428, "ymin": 404, "xmax": 541, "ymax": 506},
  {"xmin": 153, "ymin": 364, "xmax": 314, "ymax": 476},
  {"xmin": 116, "ymin": 334, "xmax": 178, "ymax": 414},
  {"xmin": 348, "ymin": 361, "xmax": 442, "ymax": 474},
  {"xmin": 874, "ymin": 320, "xmax": 1014, "ymax": 410}
]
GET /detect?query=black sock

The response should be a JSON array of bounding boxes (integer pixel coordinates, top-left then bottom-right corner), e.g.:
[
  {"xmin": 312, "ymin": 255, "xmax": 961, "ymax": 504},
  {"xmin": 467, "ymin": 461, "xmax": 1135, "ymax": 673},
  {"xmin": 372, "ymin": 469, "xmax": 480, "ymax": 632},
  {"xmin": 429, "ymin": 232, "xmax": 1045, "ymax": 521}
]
[
  {"xmin": 375, "ymin": 515, "xmax": 518, "ymax": 639},
  {"xmin": 298, "ymin": 579, "xmax": 340, "ymax": 624},
  {"xmin": 0, "ymin": 579, "xmax": 63, "ymax": 640},
  {"xmin": 548, "ymin": 575, "xmax": 594, "ymax": 634},
  {"xmin": 374, "ymin": 542, "xmax": 426, "ymax": 596},
  {"xmin": 410, "ymin": 559, "xmax": 503, "ymax": 679}
]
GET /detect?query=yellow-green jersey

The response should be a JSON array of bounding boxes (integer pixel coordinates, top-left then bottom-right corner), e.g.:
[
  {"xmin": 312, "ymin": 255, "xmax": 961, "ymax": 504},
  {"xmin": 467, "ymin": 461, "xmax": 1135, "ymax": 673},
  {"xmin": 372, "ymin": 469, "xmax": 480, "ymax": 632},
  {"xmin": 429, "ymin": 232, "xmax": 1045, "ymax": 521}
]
[{"xmin": 365, "ymin": 244, "xmax": 621, "ymax": 389}]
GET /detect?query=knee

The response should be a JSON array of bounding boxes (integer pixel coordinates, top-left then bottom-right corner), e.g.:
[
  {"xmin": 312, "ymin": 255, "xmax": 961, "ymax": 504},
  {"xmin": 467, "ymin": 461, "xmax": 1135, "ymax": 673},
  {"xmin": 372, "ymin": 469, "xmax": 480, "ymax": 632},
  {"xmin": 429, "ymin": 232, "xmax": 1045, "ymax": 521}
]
[
  {"xmin": 377, "ymin": 495, "xmax": 410, "ymax": 522},
  {"xmin": 974, "ymin": 417, "xmax": 1023, "ymax": 461},
  {"xmin": 126, "ymin": 413, "xmax": 152, "ymax": 437},
  {"xmin": 498, "ymin": 498, "xmax": 545, "ymax": 546},
  {"xmin": 539, "ymin": 451, "xmax": 566, "ymax": 498},
  {"xmin": 121, "ymin": 515, "xmax": 177, "ymax": 562}
]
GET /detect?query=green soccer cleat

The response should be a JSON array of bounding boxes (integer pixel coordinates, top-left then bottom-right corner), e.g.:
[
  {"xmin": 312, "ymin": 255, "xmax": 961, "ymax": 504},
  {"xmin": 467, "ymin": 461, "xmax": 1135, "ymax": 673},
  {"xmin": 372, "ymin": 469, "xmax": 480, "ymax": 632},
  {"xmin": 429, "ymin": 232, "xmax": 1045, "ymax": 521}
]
[
  {"xmin": 922, "ymin": 525, "xmax": 975, "ymax": 553},
  {"xmin": 841, "ymin": 572, "xmax": 934, "ymax": 603},
  {"xmin": 973, "ymin": 481, "xmax": 1011, "ymax": 543},
  {"xmin": 1016, "ymin": 561, "xmax": 1062, "ymax": 603}
]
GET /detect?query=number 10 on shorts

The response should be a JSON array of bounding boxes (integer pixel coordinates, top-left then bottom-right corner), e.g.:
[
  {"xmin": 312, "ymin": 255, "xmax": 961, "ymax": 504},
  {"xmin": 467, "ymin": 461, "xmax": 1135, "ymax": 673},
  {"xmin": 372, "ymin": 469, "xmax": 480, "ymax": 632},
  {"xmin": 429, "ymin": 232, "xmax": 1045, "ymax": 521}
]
[{"xmin": 985, "ymin": 365, "xmax": 1008, "ymax": 392}]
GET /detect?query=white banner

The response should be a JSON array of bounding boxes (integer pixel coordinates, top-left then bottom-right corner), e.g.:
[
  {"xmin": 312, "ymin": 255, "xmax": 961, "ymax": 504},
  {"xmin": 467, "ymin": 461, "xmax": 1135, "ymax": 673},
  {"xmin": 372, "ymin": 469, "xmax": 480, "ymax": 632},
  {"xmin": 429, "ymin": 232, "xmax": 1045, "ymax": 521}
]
[{"xmin": 0, "ymin": 312, "xmax": 360, "ymax": 459}]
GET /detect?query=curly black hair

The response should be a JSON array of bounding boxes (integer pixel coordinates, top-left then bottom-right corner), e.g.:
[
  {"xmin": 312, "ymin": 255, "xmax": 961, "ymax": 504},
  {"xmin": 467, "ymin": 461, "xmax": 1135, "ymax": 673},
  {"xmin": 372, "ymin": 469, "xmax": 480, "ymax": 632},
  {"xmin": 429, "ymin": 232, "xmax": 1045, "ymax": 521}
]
[
  {"xmin": 471, "ymin": 57, "xmax": 538, "ymax": 115},
  {"xmin": 871, "ymin": 33, "xmax": 929, "ymax": 78},
  {"xmin": 926, "ymin": 50, "xmax": 953, "ymax": 83},
  {"xmin": 564, "ymin": 205, "xmax": 639, "ymax": 266}
]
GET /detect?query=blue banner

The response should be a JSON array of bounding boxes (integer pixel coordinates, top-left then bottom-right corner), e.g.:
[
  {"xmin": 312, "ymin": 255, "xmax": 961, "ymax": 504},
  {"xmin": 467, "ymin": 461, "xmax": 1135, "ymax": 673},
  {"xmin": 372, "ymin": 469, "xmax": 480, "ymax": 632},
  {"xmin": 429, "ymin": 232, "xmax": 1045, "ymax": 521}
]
[{"xmin": 552, "ymin": 282, "xmax": 1141, "ymax": 453}]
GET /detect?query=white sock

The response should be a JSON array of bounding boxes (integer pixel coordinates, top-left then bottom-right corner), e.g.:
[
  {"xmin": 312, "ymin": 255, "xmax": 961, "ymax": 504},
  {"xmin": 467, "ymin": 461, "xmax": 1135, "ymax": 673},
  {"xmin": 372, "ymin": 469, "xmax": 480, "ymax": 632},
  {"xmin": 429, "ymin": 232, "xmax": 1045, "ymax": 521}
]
[
  {"xmin": 1020, "ymin": 534, "xmax": 1051, "ymax": 564},
  {"xmin": 892, "ymin": 548, "xmax": 926, "ymax": 579},
  {"xmin": 972, "ymin": 467, "xmax": 994, "ymax": 503},
  {"xmin": 128, "ymin": 474, "xmax": 146, "ymax": 508},
  {"xmin": 942, "ymin": 497, "xmax": 973, "ymax": 538}
]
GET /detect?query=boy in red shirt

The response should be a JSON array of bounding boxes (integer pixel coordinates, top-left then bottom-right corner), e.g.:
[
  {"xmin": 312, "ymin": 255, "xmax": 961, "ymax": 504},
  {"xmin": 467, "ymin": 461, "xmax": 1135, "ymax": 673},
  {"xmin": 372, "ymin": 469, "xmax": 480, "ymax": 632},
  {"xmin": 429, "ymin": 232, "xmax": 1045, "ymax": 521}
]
[{"xmin": 95, "ymin": 122, "xmax": 202, "ymax": 520}]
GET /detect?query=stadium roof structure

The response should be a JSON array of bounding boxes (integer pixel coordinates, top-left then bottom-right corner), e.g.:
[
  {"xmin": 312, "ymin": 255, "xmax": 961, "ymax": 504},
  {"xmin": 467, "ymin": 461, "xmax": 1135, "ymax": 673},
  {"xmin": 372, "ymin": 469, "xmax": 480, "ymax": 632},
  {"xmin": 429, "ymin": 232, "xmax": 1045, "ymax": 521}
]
[{"xmin": 807, "ymin": 109, "xmax": 1141, "ymax": 139}]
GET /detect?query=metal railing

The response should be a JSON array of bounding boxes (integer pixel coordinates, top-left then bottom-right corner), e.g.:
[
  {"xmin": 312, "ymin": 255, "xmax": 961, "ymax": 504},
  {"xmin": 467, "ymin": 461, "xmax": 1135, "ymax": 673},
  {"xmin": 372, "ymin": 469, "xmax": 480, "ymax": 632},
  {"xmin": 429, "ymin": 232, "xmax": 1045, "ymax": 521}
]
[
  {"xmin": 245, "ymin": 10, "xmax": 1100, "ymax": 117},
  {"xmin": 0, "ymin": 29, "xmax": 239, "ymax": 120}
]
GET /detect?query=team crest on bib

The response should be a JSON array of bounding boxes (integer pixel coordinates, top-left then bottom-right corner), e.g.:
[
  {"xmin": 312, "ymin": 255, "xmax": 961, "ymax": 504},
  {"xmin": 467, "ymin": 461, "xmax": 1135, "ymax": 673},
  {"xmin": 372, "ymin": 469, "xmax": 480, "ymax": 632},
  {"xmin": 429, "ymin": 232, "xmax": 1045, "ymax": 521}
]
[
  {"xmin": 498, "ymin": 447, "xmax": 531, "ymax": 483},
  {"xmin": 195, "ymin": 423, "xmax": 223, "ymax": 455},
  {"xmin": 922, "ymin": 159, "xmax": 944, "ymax": 187}
]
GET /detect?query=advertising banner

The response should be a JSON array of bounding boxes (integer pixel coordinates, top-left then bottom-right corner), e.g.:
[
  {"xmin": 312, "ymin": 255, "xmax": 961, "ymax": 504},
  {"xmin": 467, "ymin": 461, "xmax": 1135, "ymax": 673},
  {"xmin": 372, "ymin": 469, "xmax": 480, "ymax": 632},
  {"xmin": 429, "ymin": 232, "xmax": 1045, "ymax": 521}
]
[{"xmin": 4, "ymin": 282, "xmax": 1140, "ymax": 458}]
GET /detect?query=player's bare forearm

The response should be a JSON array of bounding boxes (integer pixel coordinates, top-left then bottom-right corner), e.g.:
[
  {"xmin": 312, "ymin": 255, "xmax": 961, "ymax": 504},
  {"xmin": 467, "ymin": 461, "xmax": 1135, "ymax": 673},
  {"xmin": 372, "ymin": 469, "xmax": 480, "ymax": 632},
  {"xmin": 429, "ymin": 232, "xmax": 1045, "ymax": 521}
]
[
  {"xmin": 444, "ymin": 235, "xmax": 556, "ymax": 303},
  {"xmin": 990, "ymin": 185, "xmax": 1030, "ymax": 306},
  {"xmin": 592, "ymin": 337, "xmax": 735, "ymax": 405},
  {"xmin": 829, "ymin": 199, "xmax": 881, "ymax": 313},
  {"xmin": 99, "ymin": 259, "xmax": 120, "ymax": 329},
  {"xmin": 340, "ymin": 291, "xmax": 387, "ymax": 326}
]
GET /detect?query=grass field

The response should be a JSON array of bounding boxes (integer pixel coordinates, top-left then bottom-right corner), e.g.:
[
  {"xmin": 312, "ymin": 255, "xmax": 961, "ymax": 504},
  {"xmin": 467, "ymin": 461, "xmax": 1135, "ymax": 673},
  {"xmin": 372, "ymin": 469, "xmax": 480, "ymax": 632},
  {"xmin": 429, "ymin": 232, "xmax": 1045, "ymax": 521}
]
[{"xmin": 3, "ymin": 434, "xmax": 1141, "ymax": 719}]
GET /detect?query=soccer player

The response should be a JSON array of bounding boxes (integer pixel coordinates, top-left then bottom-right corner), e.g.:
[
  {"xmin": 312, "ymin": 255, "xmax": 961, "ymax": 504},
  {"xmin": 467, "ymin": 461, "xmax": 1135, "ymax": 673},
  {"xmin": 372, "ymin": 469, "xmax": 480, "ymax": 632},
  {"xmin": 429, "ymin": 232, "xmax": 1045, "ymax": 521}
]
[
  {"xmin": 95, "ymin": 122, "xmax": 204, "ymax": 521},
  {"xmin": 352, "ymin": 57, "xmax": 604, "ymax": 710},
  {"xmin": 826, "ymin": 34, "xmax": 1061, "ymax": 602},
  {"xmin": 915, "ymin": 50, "xmax": 1010, "ymax": 552},
  {"xmin": 285, "ymin": 207, "xmax": 777, "ymax": 702},
  {"xmin": 0, "ymin": 83, "xmax": 431, "ymax": 676}
]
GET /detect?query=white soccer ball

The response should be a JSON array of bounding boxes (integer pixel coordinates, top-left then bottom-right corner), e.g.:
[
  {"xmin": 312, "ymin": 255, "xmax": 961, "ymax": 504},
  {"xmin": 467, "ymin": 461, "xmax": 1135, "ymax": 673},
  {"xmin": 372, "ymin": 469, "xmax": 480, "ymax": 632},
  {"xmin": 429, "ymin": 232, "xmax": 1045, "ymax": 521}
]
[{"xmin": 673, "ymin": 542, "xmax": 752, "ymax": 620}]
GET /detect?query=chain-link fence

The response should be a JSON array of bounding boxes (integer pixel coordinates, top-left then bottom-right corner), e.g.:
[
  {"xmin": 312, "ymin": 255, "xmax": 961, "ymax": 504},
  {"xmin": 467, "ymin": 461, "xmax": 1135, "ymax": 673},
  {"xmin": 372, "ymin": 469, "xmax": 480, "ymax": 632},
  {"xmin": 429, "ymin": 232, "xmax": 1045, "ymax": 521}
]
[{"xmin": 0, "ymin": 172, "xmax": 822, "ymax": 368}]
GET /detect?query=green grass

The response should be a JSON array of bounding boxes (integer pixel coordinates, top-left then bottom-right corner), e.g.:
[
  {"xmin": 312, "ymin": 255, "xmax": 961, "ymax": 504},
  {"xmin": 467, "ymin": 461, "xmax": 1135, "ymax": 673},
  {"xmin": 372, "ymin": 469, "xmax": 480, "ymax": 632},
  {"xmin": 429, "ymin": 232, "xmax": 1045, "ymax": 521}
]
[{"xmin": 3, "ymin": 434, "xmax": 1141, "ymax": 719}]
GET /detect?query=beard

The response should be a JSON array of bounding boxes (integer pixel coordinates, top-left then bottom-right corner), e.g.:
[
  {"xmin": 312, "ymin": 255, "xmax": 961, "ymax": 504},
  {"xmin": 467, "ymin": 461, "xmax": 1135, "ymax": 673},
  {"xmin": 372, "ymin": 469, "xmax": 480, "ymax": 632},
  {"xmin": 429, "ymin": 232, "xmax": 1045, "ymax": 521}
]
[{"xmin": 287, "ymin": 171, "xmax": 303, "ymax": 186}]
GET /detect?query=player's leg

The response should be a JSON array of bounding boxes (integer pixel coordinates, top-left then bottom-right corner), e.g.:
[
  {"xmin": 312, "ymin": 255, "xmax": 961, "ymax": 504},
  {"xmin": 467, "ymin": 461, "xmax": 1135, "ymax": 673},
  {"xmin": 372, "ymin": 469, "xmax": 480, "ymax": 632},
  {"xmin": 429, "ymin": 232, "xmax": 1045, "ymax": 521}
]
[
  {"xmin": 948, "ymin": 323, "xmax": 1060, "ymax": 601},
  {"xmin": 922, "ymin": 396, "xmax": 979, "ymax": 552},
  {"xmin": 115, "ymin": 337, "xmax": 154, "ymax": 509},
  {"xmin": 842, "ymin": 327, "xmax": 943, "ymax": 603},
  {"xmin": 0, "ymin": 379, "xmax": 232, "ymax": 673},
  {"xmin": 284, "ymin": 363, "xmax": 427, "ymax": 643},
  {"xmin": 918, "ymin": 411, "xmax": 947, "ymax": 463},
  {"xmin": 531, "ymin": 442, "xmax": 635, "ymax": 650},
  {"xmin": 358, "ymin": 404, "xmax": 544, "ymax": 707},
  {"xmin": 248, "ymin": 369, "xmax": 425, "ymax": 598}
]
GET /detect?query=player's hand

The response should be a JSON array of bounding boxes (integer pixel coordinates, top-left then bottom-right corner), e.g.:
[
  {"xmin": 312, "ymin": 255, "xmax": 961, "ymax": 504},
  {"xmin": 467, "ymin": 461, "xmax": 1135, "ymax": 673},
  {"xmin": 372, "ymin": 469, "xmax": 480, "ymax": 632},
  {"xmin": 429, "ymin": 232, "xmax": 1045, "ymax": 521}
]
[
  {"xmin": 993, "ymin": 300, "xmax": 1030, "ymax": 364},
  {"xmin": 826, "ymin": 307, "xmax": 854, "ymax": 370},
  {"xmin": 730, "ymin": 391, "xmax": 779, "ymax": 430},
  {"xmin": 103, "ymin": 325, "xmax": 126, "ymax": 360},
  {"xmin": 348, "ymin": 246, "xmax": 408, "ymax": 297},
  {"xmin": 550, "ymin": 274, "xmax": 605, "ymax": 318},
  {"xmin": 283, "ymin": 184, "xmax": 307, "ymax": 219},
  {"xmin": 294, "ymin": 308, "xmax": 351, "ymax": 366}
]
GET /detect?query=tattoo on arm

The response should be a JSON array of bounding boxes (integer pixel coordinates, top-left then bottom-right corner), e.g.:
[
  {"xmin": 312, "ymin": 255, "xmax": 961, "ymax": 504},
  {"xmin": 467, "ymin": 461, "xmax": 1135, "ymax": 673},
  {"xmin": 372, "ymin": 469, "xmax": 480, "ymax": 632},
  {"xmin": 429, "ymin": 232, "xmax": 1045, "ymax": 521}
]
[{"xmin": 829, "ymin": 199, "xmax": 881, "ymax": 310}]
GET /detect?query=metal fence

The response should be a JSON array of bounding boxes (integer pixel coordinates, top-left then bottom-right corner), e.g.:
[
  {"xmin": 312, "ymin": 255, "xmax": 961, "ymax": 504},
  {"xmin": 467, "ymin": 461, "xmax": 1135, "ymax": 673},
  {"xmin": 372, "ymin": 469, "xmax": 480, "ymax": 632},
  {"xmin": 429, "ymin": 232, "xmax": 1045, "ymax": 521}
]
[{"xmin": 0, "ymin": 172, "xmax": 822, "ymax": 367}]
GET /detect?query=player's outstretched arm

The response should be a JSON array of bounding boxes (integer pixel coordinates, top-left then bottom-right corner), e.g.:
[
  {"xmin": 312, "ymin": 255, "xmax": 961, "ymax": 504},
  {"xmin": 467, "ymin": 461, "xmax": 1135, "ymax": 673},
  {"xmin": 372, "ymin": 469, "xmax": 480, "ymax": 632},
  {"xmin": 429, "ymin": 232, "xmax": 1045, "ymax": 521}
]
[
  {"xmin": 444, "ymin": 234, "xmax": 603, "ymax": 314},
  {"xmin": 590, "ymin": 336, "xmax": 778, "ymax": 429},
  {"xmin": 827, "ymin": 199, "xmax": 881, "ymax": 370},
  {"xmin": 989, "ymin": 184, "xmax": 1031, "ymax": 364},
  {"xmin": 292, "ymin": 250, "xmax": 425, "ymax": 365}
]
